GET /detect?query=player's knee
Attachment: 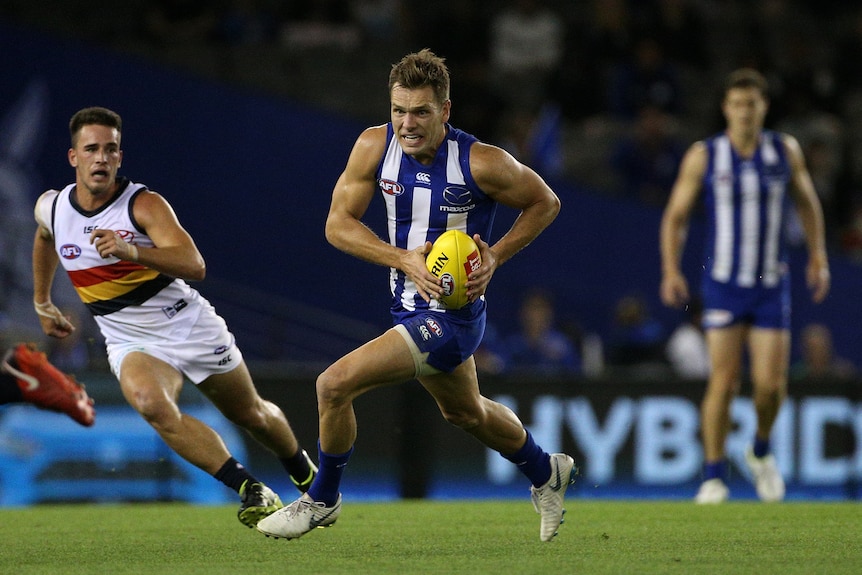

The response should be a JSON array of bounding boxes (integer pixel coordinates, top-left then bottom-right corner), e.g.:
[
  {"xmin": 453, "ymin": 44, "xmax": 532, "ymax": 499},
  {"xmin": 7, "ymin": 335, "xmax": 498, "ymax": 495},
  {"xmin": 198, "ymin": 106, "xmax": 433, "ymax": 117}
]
[
  {"xmin": 706, "ymin": 375, "xmax": 740, "ymax": 401},
  {"xmin": 753, "ymin": 380, "xmax": 785, "ymax": 401},
  {"xmin": 439, "ymin": 405, "xmax": 481, "ymax": 430},
  {"xmin": 316, "ymin": 367, "xmax": 352, "ymax": 408},
  {"xmin": 129, "ymin": 392, "xmax": 179, "ymax": 430},
  {"xmin": 225, "ymin": 400, "xmax": 270, "ymax": 432}
]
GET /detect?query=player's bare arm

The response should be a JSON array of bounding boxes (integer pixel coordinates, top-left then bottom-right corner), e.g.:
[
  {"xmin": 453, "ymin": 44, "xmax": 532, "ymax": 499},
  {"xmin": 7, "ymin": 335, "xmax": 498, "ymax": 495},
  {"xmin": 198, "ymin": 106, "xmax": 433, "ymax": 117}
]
[
  {"xmin": 91, "ymin": 190, "xmax": 206, "ymax": 281},
  {"xmin": 325, "ymin": 126, "xmax": 443, "ymax": 301},
  {"xmin": 659, "ymin": 141, "xmax": 707, "ymax": 308},
  {"xmin": 783, "ymin": 134, "xmax": 830, "ymax": 303},
  {"xmin": 30, "ymin": 191, "xmax": 76, "ymax": 337},
  {"xmin": 466, "ymin": 142, "xmax": 560, "ymax": 299},
  {"xmin": 32, "ymin": 225, "xmax": 76, "ymax": 338},
  {"xmin": 466, "ymin": 143, "xmax": 560, "ymax": 300}
]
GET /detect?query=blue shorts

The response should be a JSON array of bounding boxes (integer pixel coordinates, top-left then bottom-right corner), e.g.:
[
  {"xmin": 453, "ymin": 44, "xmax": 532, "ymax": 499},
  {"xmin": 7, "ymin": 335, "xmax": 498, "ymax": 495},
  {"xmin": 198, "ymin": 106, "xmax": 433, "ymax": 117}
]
[
  {"xmin": 701, "ymin": 277, "xmax": 791, "ymax": 330},
  {"xmin": 392, "ymin": 302, "xmax": 486, "ymax": 373}
]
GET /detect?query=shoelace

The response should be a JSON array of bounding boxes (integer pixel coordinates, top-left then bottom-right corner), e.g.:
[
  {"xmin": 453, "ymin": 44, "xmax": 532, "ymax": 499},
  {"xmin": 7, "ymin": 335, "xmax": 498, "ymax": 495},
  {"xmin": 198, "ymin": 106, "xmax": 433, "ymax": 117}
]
[{"xmin": 285, "ymin": 498, "xmax": 315, "ymax": 519}]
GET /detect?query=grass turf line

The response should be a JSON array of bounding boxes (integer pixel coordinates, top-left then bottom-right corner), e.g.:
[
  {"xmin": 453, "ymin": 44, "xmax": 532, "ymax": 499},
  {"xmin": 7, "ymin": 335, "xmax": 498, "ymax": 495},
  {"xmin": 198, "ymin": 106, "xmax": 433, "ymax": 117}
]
[{"xmin": 0, "ymin": 500, "xmax": 860, "ymax": 575}]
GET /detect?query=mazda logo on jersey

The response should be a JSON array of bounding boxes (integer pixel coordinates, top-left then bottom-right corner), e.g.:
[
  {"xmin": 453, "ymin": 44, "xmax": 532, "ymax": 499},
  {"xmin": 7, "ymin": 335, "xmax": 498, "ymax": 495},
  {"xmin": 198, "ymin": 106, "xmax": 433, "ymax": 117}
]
[{"xmin": 443, "ymin": 186, "xmax": 471, "ymax": 205}]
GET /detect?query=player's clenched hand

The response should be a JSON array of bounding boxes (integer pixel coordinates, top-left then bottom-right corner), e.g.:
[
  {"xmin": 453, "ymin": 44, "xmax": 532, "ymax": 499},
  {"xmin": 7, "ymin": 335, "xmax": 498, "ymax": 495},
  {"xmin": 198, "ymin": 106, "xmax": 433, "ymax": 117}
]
[
  {"xmin": 465, "ymin": 234, "xmax": 495, "ymax": 303},
  {"xmin": 33, "ymin": 300, "xmax": 76, "ymax": 338},
  {"xmin": 660, "ymin": 271, "xmax": 690, "ymax": 308},
  {"xmin": 807, "ymin": 260, "xmax": 830, "ymax": 304},
  {"xmin": 90, "ymin": 229, "xmax": 138, "ymax": 261},
  {"xmin": 402, "ymin": 241, "xmax": 442, "ymax": 303}
]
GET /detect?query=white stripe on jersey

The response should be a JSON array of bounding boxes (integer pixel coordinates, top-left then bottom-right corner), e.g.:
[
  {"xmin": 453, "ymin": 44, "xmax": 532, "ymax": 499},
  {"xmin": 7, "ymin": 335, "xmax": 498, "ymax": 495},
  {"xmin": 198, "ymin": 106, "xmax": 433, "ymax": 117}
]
[
  {"xmin": 761, "ymin": 135, "xmax": 779, "ymax": 165},
  {"xmin": 381, "ymin": 135, "xmax": 402, "ymax": 304},
  {"xmin": 762, "ymin": 181, "xmax": 784, "ymax": 286},
  {"xmin": 401, "ymin": 187, "xmax": 433, "ymax": 309},
  {"xmin": 409, "ymin": 188, "xmax": 432, "ymax": 250},
  {"xmin": 737, "ymin": 164, "xmax": 760, "ymax": 287},
  {"xmin": 446, "ymin": 211, "xmax": 469, "ymax": 232},
  {"xmin": 382, "ymin": 134, "xmax": 402, "ymax": 247},
  {"xmin": 761, "ymin": 134, "xmax": 783, "ymax": 286},
  {"xmin": 712, "ymin": 137, "xmax": 733, "ymax": 283},
  {"xmin": 445, "ymin": 139, "xmax": 465, "ymax": 185},
  {"xmin": 444, "ymin": 139, "xmax": 469, "ymax": 231}
]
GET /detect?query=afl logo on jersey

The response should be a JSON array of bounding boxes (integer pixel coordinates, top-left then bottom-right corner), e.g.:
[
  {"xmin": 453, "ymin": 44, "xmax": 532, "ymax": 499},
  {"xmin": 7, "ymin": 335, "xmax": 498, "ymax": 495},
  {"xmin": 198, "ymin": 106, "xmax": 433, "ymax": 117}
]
[
  {"xmin": 60, "ymin": 244, "xmax": 82, "ymax": 259},
  {"xmin": 379, "ymin": 178, "xmax": 404, "ymax": 196}
]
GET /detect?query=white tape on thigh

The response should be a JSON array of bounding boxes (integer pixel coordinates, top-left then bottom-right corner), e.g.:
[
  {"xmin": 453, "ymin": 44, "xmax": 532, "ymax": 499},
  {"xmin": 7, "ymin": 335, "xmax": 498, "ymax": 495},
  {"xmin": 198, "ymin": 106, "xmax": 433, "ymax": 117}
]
[{"xmin": 393, "ymin": 324, "xmax": 441, "ymax": 377}]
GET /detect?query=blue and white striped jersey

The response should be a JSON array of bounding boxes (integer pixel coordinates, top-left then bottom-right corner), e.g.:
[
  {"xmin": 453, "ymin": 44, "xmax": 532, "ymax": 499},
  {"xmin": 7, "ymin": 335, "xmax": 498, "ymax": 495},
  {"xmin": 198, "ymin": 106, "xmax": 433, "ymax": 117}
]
[
  {"xmin": 376, "ymin": 123, "xmax": 497, "ymax": 313},
  {"xmin": 701, "ymin": 130, "xmax": 792, "ymax": 289}
]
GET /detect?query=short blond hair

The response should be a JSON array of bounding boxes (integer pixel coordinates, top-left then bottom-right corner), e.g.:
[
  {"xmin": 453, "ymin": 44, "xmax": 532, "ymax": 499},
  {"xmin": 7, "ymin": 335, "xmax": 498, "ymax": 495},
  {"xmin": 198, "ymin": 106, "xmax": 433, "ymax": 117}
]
[{"xmin": 388, "ymin": 49, "xmax": 450, "ymax": 105}]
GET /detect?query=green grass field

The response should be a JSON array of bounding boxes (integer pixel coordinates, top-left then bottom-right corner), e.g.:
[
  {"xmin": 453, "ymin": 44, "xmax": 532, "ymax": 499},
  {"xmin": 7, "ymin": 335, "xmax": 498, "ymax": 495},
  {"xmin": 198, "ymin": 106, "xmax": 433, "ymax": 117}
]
[{"xmin": 1, "ymin": 500, "xmax": 860, "ymax": 575}]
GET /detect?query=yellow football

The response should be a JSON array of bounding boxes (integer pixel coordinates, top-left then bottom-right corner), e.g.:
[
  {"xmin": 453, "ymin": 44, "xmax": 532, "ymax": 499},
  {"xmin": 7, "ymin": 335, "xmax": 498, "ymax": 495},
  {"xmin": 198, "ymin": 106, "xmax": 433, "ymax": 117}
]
[{"xmin": 425, "ymin": 230, "xmax": 482, "ymax": 309}]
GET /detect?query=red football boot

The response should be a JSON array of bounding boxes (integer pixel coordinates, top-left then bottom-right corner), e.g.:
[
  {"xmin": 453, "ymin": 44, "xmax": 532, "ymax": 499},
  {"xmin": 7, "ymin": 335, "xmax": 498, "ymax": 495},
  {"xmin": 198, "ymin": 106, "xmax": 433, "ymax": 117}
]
[{"xmin": 1, "ymin": 343, "xmax": 95, "ymax": 426}]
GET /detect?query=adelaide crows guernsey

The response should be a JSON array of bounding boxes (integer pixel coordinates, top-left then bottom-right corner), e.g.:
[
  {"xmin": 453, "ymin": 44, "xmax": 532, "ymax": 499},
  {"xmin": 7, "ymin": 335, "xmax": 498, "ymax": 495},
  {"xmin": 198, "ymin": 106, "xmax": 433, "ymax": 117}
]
[
  {"xmin": 702, "ymin": 130, "xmax": 792, "ymax": 290},
  {"xmin": 35, "ymin": 178, "xmax": 204, "ymax": 345},
  {"xmin": 377, "ymin": 124, "xmax": 497, "ymax": 314}
]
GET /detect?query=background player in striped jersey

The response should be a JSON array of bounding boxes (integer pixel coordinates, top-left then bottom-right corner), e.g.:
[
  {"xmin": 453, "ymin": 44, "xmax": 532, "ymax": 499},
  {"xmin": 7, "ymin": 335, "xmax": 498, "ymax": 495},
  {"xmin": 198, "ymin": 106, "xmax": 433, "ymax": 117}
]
[
  {"xmin": 257, "ymin": 49, "xmax": 575, "ymax": 542},
  {"xmin": 30, "ymin": 107, "xmax": 316, "ymax": 527},
  {"xmin": 659, "ymin": 69, "xmax": 830, "ymax": 503}
]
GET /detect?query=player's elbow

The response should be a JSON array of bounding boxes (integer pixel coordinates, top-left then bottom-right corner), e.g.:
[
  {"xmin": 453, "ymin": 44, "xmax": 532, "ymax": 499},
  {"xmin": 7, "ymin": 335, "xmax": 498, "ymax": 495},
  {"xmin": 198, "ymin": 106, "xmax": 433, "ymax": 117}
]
[
  {"xmin": 534, "ymin": 192, "xmax": 561, "ymax": 226},
  {"xmin": 324, "ymin": 217, "xmax": 349, "ymax": 250},
  {"xmin": 547, "ymin": 193, "xmax": 561, "ymax": 219},
  {"xmin": 324, "ymin": 220, "xmax": 338, "ymax": 247},
  {"xmin": 185, "ymin": 257, "xmax": 206, "ymax": 281}
]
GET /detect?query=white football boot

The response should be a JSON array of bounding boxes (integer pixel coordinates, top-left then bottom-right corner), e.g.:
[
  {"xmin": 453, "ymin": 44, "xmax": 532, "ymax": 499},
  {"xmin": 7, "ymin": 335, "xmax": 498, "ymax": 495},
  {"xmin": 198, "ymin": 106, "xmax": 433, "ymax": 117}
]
[
  {"xmin": 256, "ymin": 493, "xmax": 342, "ymax": 540},
  {"xmin": 694, "ymin": 478, "xmax": 729, "ymax": 504},
  {"xmin": 745, "ymin": 447, "xmax": 785, "ymax": 502},
  {"xmin": 531, "ymin": 453, "xmax": 577, "ymax": 542}
]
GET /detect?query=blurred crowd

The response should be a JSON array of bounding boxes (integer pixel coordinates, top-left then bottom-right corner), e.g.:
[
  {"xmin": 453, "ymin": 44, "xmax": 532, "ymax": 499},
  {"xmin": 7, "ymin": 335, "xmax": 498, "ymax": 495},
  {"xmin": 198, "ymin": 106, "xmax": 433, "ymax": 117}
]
[
  {"xmin": 141, "ymin": 0, "xmax": 862, "ymax": 263},
  {"xmin": 2, "ymin": 0, "xmax": 861, "ymax": 378},
  {"xmin": 3, "ymin": 0, "xmax": 860, "ymax": 257},
  {"xmin": 475, "ymin": 287, "xmax": 856, "ymax": 383}
]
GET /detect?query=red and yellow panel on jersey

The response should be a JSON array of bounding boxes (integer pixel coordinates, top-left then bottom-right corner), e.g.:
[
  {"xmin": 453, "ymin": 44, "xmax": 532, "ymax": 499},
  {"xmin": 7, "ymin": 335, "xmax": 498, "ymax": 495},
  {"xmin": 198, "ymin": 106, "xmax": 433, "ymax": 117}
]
[{"xmin": 67, "ymin": 260, "xmax": 174, "ymax": 316}]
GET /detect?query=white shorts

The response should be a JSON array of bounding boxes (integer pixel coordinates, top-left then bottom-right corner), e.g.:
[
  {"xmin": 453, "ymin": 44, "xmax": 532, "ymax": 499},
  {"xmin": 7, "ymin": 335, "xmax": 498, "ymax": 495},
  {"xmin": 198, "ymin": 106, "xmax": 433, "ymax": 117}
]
[{"xmin": 106, "ymin": 305, "xmax": 243, "ymax": 384}]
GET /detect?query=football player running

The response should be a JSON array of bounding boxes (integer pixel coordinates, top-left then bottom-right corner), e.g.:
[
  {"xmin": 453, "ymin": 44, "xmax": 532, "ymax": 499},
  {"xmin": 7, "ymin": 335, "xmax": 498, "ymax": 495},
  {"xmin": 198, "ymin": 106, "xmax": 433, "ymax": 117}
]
[
  {"xmin": 257, "ymin": 49, "xmax": 575, "ymax": 542},
  {"xmin": 31, "ymin": 107, "xmax": 316, "ymax": 527}
]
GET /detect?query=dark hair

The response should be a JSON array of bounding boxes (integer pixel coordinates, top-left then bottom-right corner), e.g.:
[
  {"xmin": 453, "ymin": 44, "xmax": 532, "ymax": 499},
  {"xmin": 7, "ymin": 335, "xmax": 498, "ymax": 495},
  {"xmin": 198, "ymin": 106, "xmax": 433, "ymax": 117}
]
[
  {"xmin": 388, "ymin": 49, "xmax": 450, "ymax": 105},
  {"xmin": 724, "ymin": 68, "xmax": 769, "ymax": 98},
  {"xmin": 69, "ymin": 107, "xmax": 122, "ymax": 145}
]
